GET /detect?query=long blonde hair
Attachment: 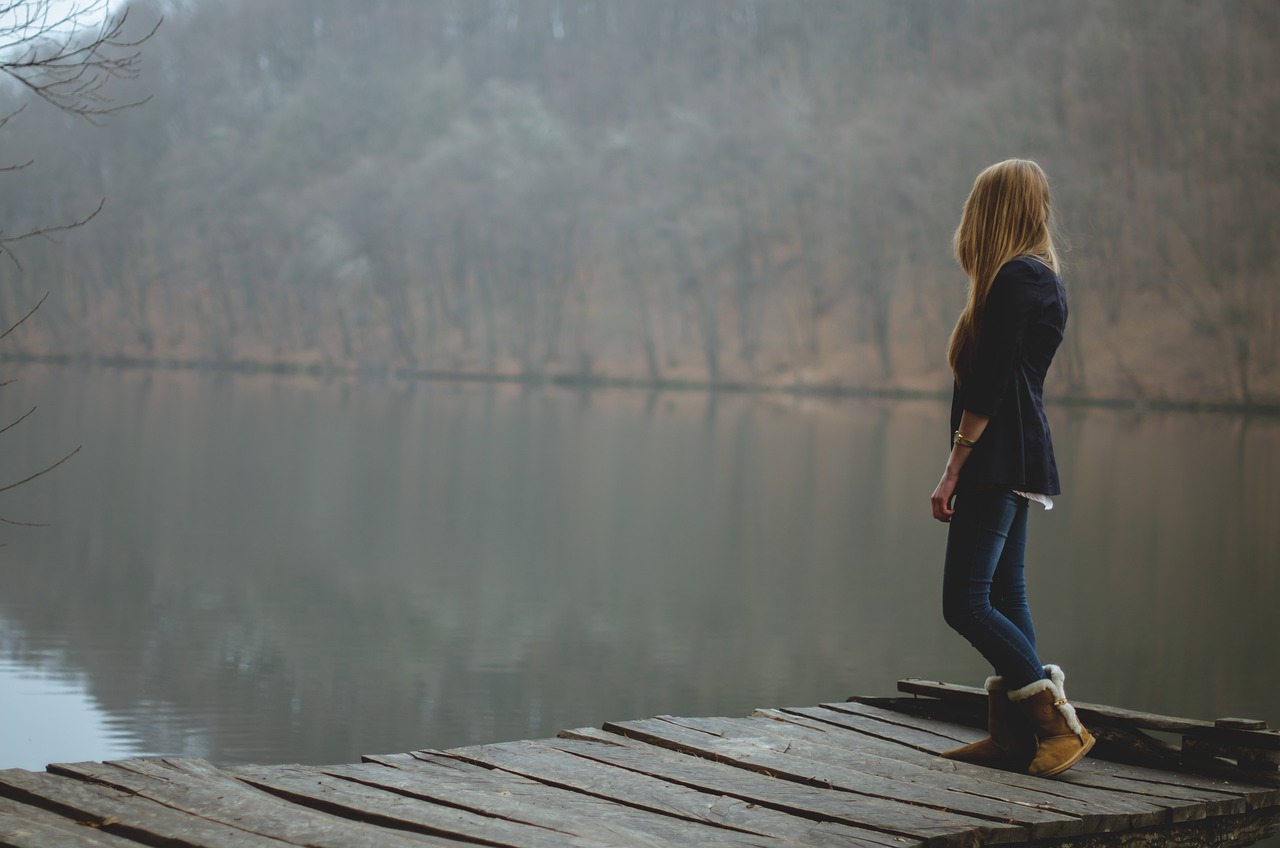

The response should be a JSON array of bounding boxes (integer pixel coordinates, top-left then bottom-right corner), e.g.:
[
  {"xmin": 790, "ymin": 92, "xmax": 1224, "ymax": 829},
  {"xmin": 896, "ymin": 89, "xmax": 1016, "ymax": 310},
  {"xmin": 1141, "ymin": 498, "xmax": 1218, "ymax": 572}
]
[{"xmin": 947, "ymin": 158, "xmax": 1059, "ymax": 381}]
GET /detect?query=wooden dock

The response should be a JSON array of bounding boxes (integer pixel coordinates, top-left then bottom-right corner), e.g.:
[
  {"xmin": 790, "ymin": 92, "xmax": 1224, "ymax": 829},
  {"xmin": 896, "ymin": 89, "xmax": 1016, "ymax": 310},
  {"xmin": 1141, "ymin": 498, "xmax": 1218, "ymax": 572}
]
[{"xmin": 2, "ymin": 680, "xmax": 1278, "ymax": 848}]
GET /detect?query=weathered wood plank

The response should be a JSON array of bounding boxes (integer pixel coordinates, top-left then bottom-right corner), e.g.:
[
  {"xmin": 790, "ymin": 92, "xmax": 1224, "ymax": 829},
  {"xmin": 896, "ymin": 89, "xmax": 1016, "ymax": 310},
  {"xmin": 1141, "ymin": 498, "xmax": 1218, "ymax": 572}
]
[
  {"xmin": 350, "ymin": 751, "xmax": 794, "ymax": 848},
  {"xmin": 448, "ymin": 738, "xmax": 911, "ymax": 848},
  {"xmin": 50, "ymin": 758, "xmax": 471, "ymax": 848},
  {"xmin": 817, "ymin": 702, "xmax": 986, "ymax": 747},
  {"xmin": 808, "ymin": 707, "xmax": 1249, "ymax": 809},
  {"xmin": 1182, "ymin": 736, "xmax": 1280, "ymax": 769},
  {"xmin": 815, "ymin": 701, "xmax": 1280, "ymax": 809},
  {"xmin": 4, "ymin": 687, "xmax": 1276, "ymax": 848},
  {"xmin": 795, "ymin": 701, "xmax": 1280, "ymax": 832},
  {"xmin": 865, "ymin": 693, "xmax": 1280, "ymax": 788},
  {"xmin": 604, "ymin": 717, "xmax": 1028, "ymax": 847},
  {"xmin": 645, "ymin": 715, "xmax": 1090, "ymax": 837},
  {"xmin": 896, "ymin": 680, "xmax": 1280, "ymax": 751},
  {"xmin": 547, "ymin": 733, "xmax": 915, "ymax": 847},
  {"xmin": 0, "ymin": 768, "xmax": 293, "ymax": 848},
  {"xmin": 0, "ymin": 795, "xmax": 144, "ymax": 848},
  {"xmin": 1008, "ymin": 807, "xmax": 1280, "ymax": 848},
  {"xmin": 772, "ymin": 707, "xmax": 1198, "ymax": 827},
  {"xmin": 760, "ymin": 704, "xmax": 969, "ymax": 753},
  {"xmin": 562, "ymin": 728, "xmax": 1072, "ymax": 846},
  {"xmin": 230, "ymin": 762, "xmax": 620, "ymax": 848},
  {"xmin": 663, "ymin": 713, "xmax": 1166, "ymax": 830}
]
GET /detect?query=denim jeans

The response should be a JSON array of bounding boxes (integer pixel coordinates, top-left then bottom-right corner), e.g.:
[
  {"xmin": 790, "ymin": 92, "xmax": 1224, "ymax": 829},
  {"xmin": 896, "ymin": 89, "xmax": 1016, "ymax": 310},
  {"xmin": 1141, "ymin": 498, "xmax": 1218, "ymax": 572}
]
[{"xmin": 942, "ymin": 487, "xmax": 1048, "ymax": 690}]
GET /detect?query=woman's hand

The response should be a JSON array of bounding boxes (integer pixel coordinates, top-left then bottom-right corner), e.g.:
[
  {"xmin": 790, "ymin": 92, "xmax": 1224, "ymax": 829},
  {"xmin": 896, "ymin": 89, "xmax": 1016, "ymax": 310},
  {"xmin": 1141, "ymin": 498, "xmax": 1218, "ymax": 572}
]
[
  {"xmin": 933, "ymin": 411, "xmax": 989, "ymax": 522},
  {"xmin": 931, "ymin": 471, "xmax": 959, "ymax": 522}
]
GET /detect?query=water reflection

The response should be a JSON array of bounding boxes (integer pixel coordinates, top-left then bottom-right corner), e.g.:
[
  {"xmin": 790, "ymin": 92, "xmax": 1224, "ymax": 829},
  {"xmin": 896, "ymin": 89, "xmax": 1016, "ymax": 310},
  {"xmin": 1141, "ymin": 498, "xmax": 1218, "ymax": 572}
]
[
  {"xmin": 0, "ymin": 621, "xmax": 143, "ymax": 770},
  {"xmin": 1, "ymin": 366, "xmax": 1277, "ymax": 781}
]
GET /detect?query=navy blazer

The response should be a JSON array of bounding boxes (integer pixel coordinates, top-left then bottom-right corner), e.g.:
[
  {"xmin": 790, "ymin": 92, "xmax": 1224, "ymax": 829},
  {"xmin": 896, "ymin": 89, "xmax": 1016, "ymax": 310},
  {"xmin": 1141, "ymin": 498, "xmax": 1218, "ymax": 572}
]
[{"xmin": 950, "ymin": 256, "xmax": 1067, "ymax": 496}]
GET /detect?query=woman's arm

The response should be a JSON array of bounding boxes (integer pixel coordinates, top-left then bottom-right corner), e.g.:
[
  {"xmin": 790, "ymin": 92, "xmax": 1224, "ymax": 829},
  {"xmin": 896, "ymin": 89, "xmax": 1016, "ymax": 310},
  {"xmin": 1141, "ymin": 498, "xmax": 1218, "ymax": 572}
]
[{"xmin": 930, "ymin": 410, "xmax": 990, "ymax": 522}]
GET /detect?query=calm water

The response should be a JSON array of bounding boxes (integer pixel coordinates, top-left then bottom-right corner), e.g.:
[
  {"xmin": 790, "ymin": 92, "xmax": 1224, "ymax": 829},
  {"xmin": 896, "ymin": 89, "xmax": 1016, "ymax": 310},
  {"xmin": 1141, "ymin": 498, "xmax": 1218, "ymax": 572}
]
[{"xmin": 2, "ymin": 365, "xmax": 1278, "ymax": 839}]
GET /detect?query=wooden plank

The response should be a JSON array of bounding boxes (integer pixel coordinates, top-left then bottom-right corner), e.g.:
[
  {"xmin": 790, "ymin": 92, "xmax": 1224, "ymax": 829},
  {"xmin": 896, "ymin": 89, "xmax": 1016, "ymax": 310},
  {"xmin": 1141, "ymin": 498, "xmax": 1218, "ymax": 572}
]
[
  {"xmin": 755, "ymin": 705, "xmax": 970, "ymax": 754},
  {"xmin": 0, "ymin": 795, "xmax": 144, "ymax": 848},
  {"xmin": 791, "ymin": 704, "xmax": 1269, "ymax": 817},
  {"xmin": 50, "ymin": 759, "xmax": 468, "ymax": 848},
  {"xmin": 666, "ymin": 713, "xmax": 1166, "ymax": 830},
  {"xmin": 896, "ymin": 680, "xmax": 1280, "ymax": 751},
  {"xmin": 605, "ymin": 719, "xmax": 1280, "ymax": 848},
  {"xmin": 603, "ymin": 717, "xmax": 1029, "ymax": 847},
  {"xmin": 646, "ymin": 715, "xmax": 1089, "ymax": 837},
  {"xmin": 1183, "ymin": 737, "xmax": 1280, "ymax": 769},
  {"xmin": 559, "ymin": 729, "xmax": 1053, "ymax": 847},
  {"xmin": 347, "ymin": 751, "xmax": 795, "ymax": 848},
  {"xmin": 447, "ymin": 738, "xmax": 912, "ymax": 848},
  {"xmin": 785, "ymin": 706, "xmax": 1250, "ymax": 818},
  {"xmin": 705, "ymin": 712, "xmax": 1187, "ymax": 826},
  {"xmin": 410, "ymin": 749, "xmax": 800, "ymax": 848},
  {"xmin": 823, "ymin": 701, "xmax": 1280, "ymax": 807},
  {"xmin": 875, "ymin": 692, "xmax": 1280, "ymax": 787},
  {"xmin": 230, "ymin": 762, "xmax": 619, "ymax": 848},
  {"xmin": 0, "ymin": 768, "xmax": 293, "ymax": 848},
  {"xmin": 773, "ymin": 707, "xmax": 1207, "ymax": 827}
]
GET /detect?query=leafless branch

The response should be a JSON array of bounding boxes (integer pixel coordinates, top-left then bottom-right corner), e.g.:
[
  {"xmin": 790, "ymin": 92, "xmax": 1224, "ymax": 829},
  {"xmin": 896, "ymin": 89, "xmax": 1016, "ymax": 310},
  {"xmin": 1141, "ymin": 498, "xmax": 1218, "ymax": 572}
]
[
  {"xmin": 0, "ymin": 405, "xmax": 36, "ymax": 436},
  {"xmin": 0, "ymin": 445, "xmax": 81, "ymax": 496},
  {"xmin": 0, "ymin": 198, "xmax": 104, "ymax": 267},
  {"xmin": 0, "ymin": 514, "xmax": 48, "ymax": 528},
  {"xmin": 0, "ymin": 291, "xmax": 49, "ymax": 340},
  {"xmin": 1, "ymin": 2, "xmax": 161, "ymax": 123}
]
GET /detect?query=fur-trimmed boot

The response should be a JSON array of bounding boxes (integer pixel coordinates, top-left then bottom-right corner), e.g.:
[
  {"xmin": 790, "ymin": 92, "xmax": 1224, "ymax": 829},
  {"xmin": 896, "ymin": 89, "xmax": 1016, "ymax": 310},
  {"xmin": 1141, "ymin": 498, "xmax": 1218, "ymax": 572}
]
[
  {"xmin": 940, "ymin": 676, "xmax": 1036, "ymax": 770},
  {"xmin": 1008, "ymin": 665, "xmax": 1096, "ymax": 777}
]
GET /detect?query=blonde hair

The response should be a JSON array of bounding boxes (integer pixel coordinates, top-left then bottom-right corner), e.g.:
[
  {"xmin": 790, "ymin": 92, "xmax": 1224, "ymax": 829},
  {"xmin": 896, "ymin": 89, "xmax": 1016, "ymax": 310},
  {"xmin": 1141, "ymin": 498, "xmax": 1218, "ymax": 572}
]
[{"xmin": 947, "ymin": 158, "xmax": 1059, "ymax": 381}]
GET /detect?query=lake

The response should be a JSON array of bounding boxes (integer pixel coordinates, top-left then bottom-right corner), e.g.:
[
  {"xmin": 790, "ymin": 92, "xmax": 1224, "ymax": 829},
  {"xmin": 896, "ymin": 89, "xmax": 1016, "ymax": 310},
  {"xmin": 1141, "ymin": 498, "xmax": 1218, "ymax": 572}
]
[{"xmin": 2, "ymin": 365, "xmax": 1278, "ymax": 842}]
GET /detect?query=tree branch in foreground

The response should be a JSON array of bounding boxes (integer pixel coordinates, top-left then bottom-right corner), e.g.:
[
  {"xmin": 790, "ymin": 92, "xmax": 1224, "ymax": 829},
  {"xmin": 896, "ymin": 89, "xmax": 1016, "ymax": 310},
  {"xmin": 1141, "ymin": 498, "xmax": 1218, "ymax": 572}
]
[
  {"xmin": 0, "ymin": 199, "xmax": 104, "ymax": 267},
  {"xmin": 0, "ymin": 444, "xmax": 81, "ymax": 496},
  {"xmin": 1, "ymin": 2, "xmax": 160, "ymax": 122}
]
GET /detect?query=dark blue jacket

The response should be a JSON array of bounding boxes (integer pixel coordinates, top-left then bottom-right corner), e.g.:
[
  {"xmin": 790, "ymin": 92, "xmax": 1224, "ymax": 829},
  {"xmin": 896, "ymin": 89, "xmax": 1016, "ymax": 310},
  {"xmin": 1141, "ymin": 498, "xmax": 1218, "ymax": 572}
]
[{"xmin": 950, "ymin": 256, "xmax": 1067, "ymax": 495}]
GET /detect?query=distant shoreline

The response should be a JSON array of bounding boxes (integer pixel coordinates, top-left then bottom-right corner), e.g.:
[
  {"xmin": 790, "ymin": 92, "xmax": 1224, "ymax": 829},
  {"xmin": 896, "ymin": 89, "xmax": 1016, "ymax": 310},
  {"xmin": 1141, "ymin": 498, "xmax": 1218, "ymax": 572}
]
[{"xmin": 5, "ymin": 352, "xmax": 1278, "ymax": 417}]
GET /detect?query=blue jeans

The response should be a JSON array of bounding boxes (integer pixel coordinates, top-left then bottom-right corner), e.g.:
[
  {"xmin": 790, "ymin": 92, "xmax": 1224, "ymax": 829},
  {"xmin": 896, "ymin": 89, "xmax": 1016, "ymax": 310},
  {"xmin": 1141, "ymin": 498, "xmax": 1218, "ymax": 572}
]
[{"xmin": 942, "ymin": 488, "xmax": 1048, "ymax": 690}]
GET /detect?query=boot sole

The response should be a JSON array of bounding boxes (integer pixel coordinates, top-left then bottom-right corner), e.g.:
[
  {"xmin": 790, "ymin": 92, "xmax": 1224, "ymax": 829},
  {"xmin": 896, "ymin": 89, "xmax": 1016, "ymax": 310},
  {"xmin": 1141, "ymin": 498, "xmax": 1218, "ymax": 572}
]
[{"xmin": 1033, "ymin": 733, "xmax": 1097, "ymax": 778}]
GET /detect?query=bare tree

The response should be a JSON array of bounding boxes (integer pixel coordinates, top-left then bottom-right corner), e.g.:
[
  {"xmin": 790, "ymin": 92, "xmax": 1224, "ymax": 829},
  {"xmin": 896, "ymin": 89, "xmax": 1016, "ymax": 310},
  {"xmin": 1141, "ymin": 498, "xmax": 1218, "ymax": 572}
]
[
  {"xmin": 1, "ymin": 1, "xmax": 155, "ymax": 117},
  {"xmin": 0, "ymin": 295, "xmax": 80, "ymax": 532},
  {"xmin": 1, "ymin": 0, "xmax": 157, "ymax": 260},
  {"xmin": 1, "ymin": 0, "xmax": 156, "ymax": 531}
]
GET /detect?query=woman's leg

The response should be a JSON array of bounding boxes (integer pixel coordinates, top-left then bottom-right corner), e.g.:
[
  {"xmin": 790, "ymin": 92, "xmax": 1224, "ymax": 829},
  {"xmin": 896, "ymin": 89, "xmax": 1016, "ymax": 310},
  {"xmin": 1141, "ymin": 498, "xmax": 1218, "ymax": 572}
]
[
  {"xmin": 942, "ymin": 488, "xmax": 1046, "ymax": 689},
  {"xmin": 990, "ymin": 497, "xmax": 1036, "ymax": 648}
]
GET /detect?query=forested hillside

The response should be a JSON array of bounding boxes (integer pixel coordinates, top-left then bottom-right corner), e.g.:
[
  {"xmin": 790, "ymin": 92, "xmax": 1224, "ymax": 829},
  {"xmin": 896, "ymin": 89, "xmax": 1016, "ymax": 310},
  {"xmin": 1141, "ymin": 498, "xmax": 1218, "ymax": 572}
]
[{"xmin": 2, "ymin": 1, "xmax": 1277, "ymax": 405}]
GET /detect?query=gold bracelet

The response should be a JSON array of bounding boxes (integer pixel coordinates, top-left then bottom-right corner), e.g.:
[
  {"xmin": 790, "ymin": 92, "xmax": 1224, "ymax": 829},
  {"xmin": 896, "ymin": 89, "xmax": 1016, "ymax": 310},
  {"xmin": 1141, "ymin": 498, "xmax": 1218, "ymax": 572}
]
[{"xmin": 953, "ymin": 430, "xmax": 979, "ymax": 449}]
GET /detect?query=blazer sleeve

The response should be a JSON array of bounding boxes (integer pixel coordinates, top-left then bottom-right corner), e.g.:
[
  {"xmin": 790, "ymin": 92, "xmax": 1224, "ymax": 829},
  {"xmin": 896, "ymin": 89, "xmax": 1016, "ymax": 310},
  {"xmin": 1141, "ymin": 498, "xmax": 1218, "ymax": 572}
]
[{"xmin": 962, "ymin": 260, "xmax": 1040, "ymax": 417}]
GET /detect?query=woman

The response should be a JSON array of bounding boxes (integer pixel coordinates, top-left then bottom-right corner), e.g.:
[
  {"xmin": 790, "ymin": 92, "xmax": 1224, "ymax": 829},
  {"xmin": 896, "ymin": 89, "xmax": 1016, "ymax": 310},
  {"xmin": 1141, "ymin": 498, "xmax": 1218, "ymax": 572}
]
[{"xmin": 929, "ymin": 159, "xmax": 1094, "ymax": 778}]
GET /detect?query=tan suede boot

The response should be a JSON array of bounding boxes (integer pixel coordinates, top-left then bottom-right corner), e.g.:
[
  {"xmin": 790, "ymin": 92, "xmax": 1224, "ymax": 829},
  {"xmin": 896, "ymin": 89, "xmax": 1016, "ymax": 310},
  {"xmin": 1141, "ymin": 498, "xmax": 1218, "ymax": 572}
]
[
  {"xmin": 1008, "ymin": 665, "xmax": 1096, "ymax": 777},
  {"xmin": 941, "ymin": 676, "xmax": 1036, "ymax": 770}
]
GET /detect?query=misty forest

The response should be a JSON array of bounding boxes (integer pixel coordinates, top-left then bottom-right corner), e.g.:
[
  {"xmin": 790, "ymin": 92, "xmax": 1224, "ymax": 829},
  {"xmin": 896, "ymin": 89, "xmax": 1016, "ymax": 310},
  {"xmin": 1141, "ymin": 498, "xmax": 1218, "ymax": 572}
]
[{"xmin": 1, "ymin": 0, "xmax": 1276, "ymax": 407}]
